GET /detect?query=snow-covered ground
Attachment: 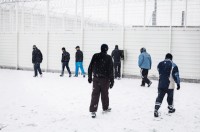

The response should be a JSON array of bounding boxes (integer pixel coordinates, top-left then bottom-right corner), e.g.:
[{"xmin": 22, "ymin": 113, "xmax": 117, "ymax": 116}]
[{"xmin": 0, "ymin": 69, "xmax": 200, "ymax": 132}]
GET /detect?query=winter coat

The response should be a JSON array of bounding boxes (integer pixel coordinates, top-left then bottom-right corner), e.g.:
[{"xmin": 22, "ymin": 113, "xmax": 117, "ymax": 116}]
[
  {"xmin": 75, "ymin": 50, "xmax": 83, "ymax": 62},
  {"xmin": 138, "ymin": 51, "xmax": 152, "ymax": 70},
  {"xmin": 61, "ymin": 51, "xmax": 70, "ymax": 62},
  {"xmin": 111, "ymin": 48, "xmax": 122, "ymax": 63},
  {"xmin": 32, "ymin": 48, "xmax": 43, "ymax": 63},
  {"xmin": 88, "ymin": 52, "xmax": 114, "ymax": 81},
  {"xmin": 157, "ymin": 59, "xmax": 180, "ymax": 89}
]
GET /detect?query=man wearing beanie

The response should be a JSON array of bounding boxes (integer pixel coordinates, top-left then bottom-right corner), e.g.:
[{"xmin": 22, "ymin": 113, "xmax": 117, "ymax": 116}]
[
  {"xmin": 32, "ymin": 45, "xmax": 43, "ymax": 77},
  {"xmin": 88, "ymin": 44, "xmax": 114, "ymax": 118},
  {"xmin": 75, "ymin": 46, "xmax": 85, "ymax": 77},
  {"xmin": 60, "ymin": 47, "xmax": 71, "ymax": 77},
  {"xmin": 154, "ymin": 53, "xmax": 180, "ymax": 117}
]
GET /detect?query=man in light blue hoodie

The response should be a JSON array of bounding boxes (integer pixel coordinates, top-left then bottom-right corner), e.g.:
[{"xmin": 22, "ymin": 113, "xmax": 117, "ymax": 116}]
[{"xmin": 138, "ymin": 47, "xmax": 152, "ymax": 87}]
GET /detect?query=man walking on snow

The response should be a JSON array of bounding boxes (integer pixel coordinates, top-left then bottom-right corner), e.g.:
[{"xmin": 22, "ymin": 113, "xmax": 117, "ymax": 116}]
[
  {"xmin": 60, "ymin": 47, "xmax": 71, "ymax": 77},
  {"xmin": 88, "ymin": 44, "xmax": 114, "ymax": 118},
  {"xmin": 138, "ymin": 47, "xmax": 152, "ymax": 87},
  {"xmin": 32, "ymin": 45, "xmax": 43, "ymax": 77},
  {"xmin": 154, "ymin": 53, "xmax": 180, "ymax": 117}
]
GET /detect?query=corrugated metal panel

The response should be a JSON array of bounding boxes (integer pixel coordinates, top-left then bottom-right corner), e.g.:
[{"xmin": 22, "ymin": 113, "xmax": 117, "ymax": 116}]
[
  {"xmin": 0, "ymin": 33, "xmax": 17, "ymax": 67},
  {"xmin": 171, "ymin": 28, "xmax": 200, "ymax": 79},
  {"xmin": 83, "ymin": 29, "xmax": 123, "ymax": 71},
  {"xmin": 48, "ymin": 32, "xmax": 82, "ymax": 72},
  {"xmin": 124, "ymin": 28, "xmax": 170, "ymax": 77},
  {"xmin": 18, "ymin": 33, "xmax": 47, "ymax": 70}
]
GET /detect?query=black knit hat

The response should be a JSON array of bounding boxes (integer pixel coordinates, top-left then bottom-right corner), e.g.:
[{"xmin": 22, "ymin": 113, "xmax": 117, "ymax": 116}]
[
  {"xmin": 140, "ymin": 47, "xmax": 146, "ymax": 53},
  {"xmin": 62, "ymin": 47, "xmax": 65, "ymax": 51},
  {"xmin": 33, "ymin": 45, "xmax": 37, "ymax": 48},
  {"xmin": 165, "ymin": 53, "xmax": 173, "ymax": 60},
  {"xmin": 101, "ymin": 44, "xmax": 108, "ymax": 52}
]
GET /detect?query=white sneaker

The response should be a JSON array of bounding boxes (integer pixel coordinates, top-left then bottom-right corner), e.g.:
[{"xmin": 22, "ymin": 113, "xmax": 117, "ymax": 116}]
[
  {"xmin": 103, "ymin": 107, "xmax": 112, "ymax": 112},
  {"xmin": 91, "ymin": 112, "xmax": 96, "ymax": 118}
]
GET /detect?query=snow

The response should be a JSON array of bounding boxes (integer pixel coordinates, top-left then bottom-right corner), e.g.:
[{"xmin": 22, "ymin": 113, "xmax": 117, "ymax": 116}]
[{"xmin": 0, "ymin": 69, "xmax": 200, "ymax": 132}]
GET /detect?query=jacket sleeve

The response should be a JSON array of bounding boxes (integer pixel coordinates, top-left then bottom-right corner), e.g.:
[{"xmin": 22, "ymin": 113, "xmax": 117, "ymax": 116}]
[
  {"xmin": 32, "ymin": 51, "xmax": 35, "ymax": 63},
  {"xmin": 138, "ymin": 54, "xmax": 143, "ymax": 68},
  {"xmin": 149, "ymin": 55, "xmax": 152, "ymax": 69},
  {"xmin": 61, "ymin": 53, "xmax": 63, "ymax": 62},
  {"xmin": 109, "ymin": 56, "xmax": 114, "ymax": 82},
  {"xmin": 172, "ymin": 65, "xmax": 180, "ymax": 85},
  {"xmin": 68, "ymin": 53, "xmax": 70, "ymax": 61},
  {"xmin": 88, "ymin": 55, "xmax": 95, "ymax": 79},
  {"xmin": 40, "ymin": 50, "xmax": 43, "ymax": 62}
]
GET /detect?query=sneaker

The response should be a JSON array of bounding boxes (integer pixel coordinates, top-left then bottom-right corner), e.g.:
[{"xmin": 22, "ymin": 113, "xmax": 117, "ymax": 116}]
[
  {"xmin": 168, "ymin": 106, "xmax": 176, "ymax": 113},
  {"xmin": 69, "ymin": 74, "xmax": 71, "ymax": 77},
  {"xmin": 60, "ymin": 74, "xmax": 63, "ymax": 77},
  {"xmin": 117, "ymin": 77, "xmax": 121, "ymax": 80},
  {"xmin": 33, "ymin": 75, "xmax": 37, "ymax": 77},
  {"xmin": 148, "ymin": 81, "xmax": 152, "ymax": 87},
  {"xmin": 74, "ymin": 75, "xmax": 78, "ymax": 77},
  {"xmin": 91, "ymin": 112, "xmax": 96, "ymax": 118},
  {"xmin": 154, "ymin": 110, "xmax": 159, "ymax": 117},
  {"xmin": 103, "ymin": 107, "xmax": 112, "ymax": 112},
  {"xmin": 83, "ymin": 75, "xmax": 85, "ymax": 78},
  {"xmin": 141, "ymin": 84, "xmax": 145, "ymax": 87},
  {"xmin": 40, "ymin": 74, "xmax": 43, "ymax": 77}
]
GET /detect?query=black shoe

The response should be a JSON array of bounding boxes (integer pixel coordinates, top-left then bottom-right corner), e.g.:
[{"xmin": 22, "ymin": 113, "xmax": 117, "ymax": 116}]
[
  {"xmin": 83, "ymin": 75, "xmax": 85, "ymax": 78},
  {"xmin": 69, "ymin": 74, "xmax": 71, "ymax": 77},
  {"xmin": 168, "ymin": 106, "xmax": 176, "ymax": 113},
  {"xmin": 148, "ymin": 81, "xmax": 152, "ymax": 87},
  {"xmin": 154, "ymin": 110, "xmax": 159, "ymax": 117},
  {"xmin": 141, "ymin": 84, "xmax": 145, "ymax": 87},
  {"xmin": 33, "ymin": 75, "xmax": 37, "ymax": 77},
  {"xmin": 60, "ymin": 74, "xmax": 63, "ymax": 77},
  {"xmin": 91, "ymin": 112, "xmax": 96, "ymax": 118}
]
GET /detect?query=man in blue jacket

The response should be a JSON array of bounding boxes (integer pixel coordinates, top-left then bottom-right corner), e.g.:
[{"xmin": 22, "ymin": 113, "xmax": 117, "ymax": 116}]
[
  {"xmin": 154, "ymin": 53, "xmax": 180, "ymax": 117},
  {"xmin": 138, "ymin": 47, "xmax": 152, "ymax": 87}
]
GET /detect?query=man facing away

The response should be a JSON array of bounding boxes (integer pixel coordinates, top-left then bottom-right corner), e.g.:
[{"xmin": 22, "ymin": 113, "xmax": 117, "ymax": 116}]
[
  {"xmin": 154, "ymin": 53, "xmax": 180, "ymax": 117},
  {"xmin": 32, "ymin": 45, "xmax": 43, "ymax": 77},
  {"xmin": 138, "ymin": 47, "xmax": 152, "ymax": 87},
  {"xmin": 60, "ymin": 47, "xmax": 71, "ymax": 77},
  {"xmin": 75, "ymin": 46, "xmax": 85, "ymax": 77},
  {"xmin": 88, "ymin": 44, "xmax": 114, "ymax": 118},
  {"xmin": 111, "ymin": 45, "xmax": 123, "ymax": 80}
]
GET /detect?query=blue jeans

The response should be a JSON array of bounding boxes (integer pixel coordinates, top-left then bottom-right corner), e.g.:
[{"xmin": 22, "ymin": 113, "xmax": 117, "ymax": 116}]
[{"xmin": 75, "ymin": 62, "xmax": 85, "ymax": 76}]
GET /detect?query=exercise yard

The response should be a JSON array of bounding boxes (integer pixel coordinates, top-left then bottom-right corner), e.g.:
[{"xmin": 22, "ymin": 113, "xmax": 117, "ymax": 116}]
[{"xmin": 0, "ymin": 69, "xmax": 200, "ymax": 132}]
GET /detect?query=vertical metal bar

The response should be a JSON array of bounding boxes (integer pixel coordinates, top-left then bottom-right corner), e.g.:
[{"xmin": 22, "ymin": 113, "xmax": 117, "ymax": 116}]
[
  {"xmin": 144, "ymin": 0, "xmax": 146, "ymax": 27},
  {"xmin": 107, "ymin": 0, "xmax": 110, "ymax": 24},
  {"xmin": 16, "ymin": 2, "xmax": 19, "ymax": 69},
  {"xmin": 46, "ymin": 0, "xmax": 49, "ymax": 72},
  {"xmin": 185, "ymin": 0, "xmax": 188, "ymax": 28},
  {"xmin": 169, "ymin": 0, "xmax": 172, "ymax": 53},
  {"xmin": 81, "ymin": 0, "xmax": 84, "ymax": 51},
  {"xmin": 121, "ymin": 0, "xmax": 125, "ymax": 77}
]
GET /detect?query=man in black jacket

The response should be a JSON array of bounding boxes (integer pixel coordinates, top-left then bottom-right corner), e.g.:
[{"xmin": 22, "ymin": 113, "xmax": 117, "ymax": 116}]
[
  {"xmin": 154, "ymin": 53, "xmax": 180, "ymax": 117},
  {"xmin": 111, "ymin": 45, "xmax": 123, "ymax": 79},
  {"xmin": 88, "ymin": 44, "xmax": 114, "ymax": 118},
  {"xmin": 60, "ymin": 47, "xmax": 71, "ymax": 77},
  {"xmin": 75, "ymin": 46, "xmax": 85, "ymax": 77},
  {"xmin": 32, "ymin": 45, "xmax": 43, "ymax": 77}
]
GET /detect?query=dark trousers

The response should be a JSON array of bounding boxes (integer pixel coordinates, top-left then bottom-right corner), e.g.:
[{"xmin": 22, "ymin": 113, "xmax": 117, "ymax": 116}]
[
  {"xmin": 61, "ymin": 62, "xmax": 71, "ymax": 75},
  {"xmin": 141, "ymin": 68, "xmax": 150, "ymax": 85},
  {"xmin": 155, "ymin": 88, "xmax": 174, "ymax": 110},
  {"xmin": 89, "ymin": 77, "xmax": 110, "ymax": 112},
  {"xmin": 114, "ymin": 62, "xmax": 121, "ymax": 78},
  {"xmin": 34, "ymin": 63, "xmax": 42, "ymax": 76}
]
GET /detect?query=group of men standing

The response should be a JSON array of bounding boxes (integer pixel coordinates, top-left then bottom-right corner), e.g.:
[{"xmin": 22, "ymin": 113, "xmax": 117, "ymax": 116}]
[{"xmin": 32, "ymin": 44, "xmax": 180, "ymax": 118}]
